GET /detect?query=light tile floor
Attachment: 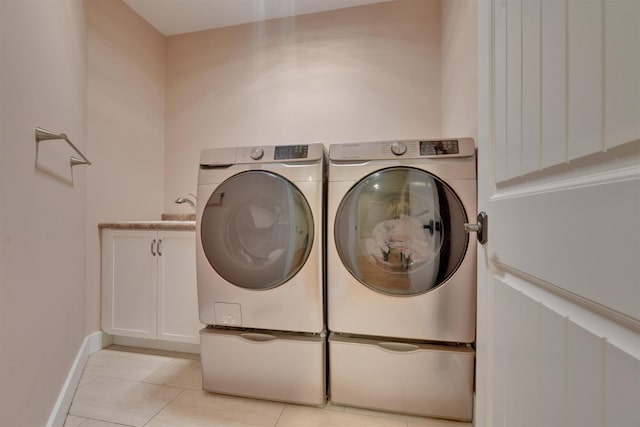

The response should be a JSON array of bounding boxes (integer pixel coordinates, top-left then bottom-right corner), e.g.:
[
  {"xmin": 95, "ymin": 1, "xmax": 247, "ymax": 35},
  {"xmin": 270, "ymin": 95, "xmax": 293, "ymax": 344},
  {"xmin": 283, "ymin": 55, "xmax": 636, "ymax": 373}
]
[{"xmin": 65, "ymin": 346, "xmax": 470, "ymax": 427}]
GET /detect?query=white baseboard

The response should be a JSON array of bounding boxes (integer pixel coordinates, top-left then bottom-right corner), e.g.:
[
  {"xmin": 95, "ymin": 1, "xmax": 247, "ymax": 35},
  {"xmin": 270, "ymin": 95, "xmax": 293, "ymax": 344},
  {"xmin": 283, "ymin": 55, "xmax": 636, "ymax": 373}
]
[
  {"xmin": 112, "ymin": 335, "xmax": 200, "ymax": 354},
  {"xmin": 46, "ymin": 331, "xmax": 110, "ymax": 427}
]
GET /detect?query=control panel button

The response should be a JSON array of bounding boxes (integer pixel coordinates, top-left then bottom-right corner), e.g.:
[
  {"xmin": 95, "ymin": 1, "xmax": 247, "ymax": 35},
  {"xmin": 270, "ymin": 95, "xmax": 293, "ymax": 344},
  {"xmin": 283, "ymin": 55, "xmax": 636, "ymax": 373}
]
[
  {"xmin": 390, "ymin": 141, "xmax": 407, "ymax": 156},
  {"xmin": 249, "ymin": 146, "xmax": 264, "ymax": 160}
]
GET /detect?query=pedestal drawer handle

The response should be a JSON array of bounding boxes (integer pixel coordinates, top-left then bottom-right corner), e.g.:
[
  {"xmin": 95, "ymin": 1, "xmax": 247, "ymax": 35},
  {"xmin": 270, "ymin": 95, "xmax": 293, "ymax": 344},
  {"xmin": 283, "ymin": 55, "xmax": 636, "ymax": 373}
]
[
  {"xmin": 376, "ymin": 342, "xmax": 420, "ymax": 352},
  {"xmin": 240, "ymin": 333, "xmax": 277, "ymax": 342}
]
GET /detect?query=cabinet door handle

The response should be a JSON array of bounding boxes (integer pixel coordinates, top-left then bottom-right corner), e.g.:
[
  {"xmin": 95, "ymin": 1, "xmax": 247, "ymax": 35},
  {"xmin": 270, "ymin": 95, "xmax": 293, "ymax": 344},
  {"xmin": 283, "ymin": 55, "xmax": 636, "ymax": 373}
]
[
  {"xmin": 151, "ymin": 239, "xmax": 156, "ymax": 256},
  {"xmin": 157, "ymin": 239, "xmax": 162, "ymax": 256}
]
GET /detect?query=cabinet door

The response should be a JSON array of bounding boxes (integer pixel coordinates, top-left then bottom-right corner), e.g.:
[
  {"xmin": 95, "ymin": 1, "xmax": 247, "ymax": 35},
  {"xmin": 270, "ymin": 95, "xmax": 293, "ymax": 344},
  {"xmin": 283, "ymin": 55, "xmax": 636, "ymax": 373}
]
[
  {"xmin": 157, "ymin": 231, "xmax": 201, "ymax": 343},
  {"xmin": 102, "ymin": 229, "xmax": 158, "ymax": 339}
]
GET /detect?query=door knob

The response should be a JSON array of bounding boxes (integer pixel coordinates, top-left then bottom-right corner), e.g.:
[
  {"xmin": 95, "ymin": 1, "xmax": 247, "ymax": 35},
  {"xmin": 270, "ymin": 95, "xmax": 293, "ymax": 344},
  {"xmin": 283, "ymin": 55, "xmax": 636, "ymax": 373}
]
[{"xmin": 464, "ymin": 212, "xmax": 488, "ymax": 244}]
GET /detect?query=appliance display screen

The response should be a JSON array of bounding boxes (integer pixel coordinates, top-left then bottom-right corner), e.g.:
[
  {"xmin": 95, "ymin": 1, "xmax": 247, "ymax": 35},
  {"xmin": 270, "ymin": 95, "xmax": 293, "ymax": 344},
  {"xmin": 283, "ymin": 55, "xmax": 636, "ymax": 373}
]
[
  {"xmin": 274, "ymin": 145, "xmax": 309, "ymax": 160},
  {"xmin": 420, "ymin": 140, "xmax": 459, "ymax": 155}
]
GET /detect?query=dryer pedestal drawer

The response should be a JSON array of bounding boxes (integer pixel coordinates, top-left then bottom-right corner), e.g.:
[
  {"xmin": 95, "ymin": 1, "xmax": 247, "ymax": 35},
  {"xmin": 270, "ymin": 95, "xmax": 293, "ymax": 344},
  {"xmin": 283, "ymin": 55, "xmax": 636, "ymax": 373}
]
[
  {"xmin": 328, "ymin": 333, "xmax": 474, "ymax": 420},
  {"xmin": 200, "ymin": 328, "xmax": 326, "ymax": 406}
]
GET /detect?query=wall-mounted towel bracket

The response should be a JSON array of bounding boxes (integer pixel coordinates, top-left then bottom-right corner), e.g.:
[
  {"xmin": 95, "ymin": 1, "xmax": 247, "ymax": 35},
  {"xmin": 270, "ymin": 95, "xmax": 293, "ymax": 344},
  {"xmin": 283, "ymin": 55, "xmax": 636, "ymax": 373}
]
[{"xmin": 35, "ymin": 127, "xmax": 91, "ymax": 167}]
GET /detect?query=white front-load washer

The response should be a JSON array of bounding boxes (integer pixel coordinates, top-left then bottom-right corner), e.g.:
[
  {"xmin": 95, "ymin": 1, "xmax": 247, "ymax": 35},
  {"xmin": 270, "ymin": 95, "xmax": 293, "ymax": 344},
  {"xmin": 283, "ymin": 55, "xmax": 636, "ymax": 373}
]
[
  {"xmin": 196, "ymin": 143, "xmax": 326, "ymax": 406},
  {"xmin": 326, "ymin": 138, "xmax": 477, "ymax": 420}
]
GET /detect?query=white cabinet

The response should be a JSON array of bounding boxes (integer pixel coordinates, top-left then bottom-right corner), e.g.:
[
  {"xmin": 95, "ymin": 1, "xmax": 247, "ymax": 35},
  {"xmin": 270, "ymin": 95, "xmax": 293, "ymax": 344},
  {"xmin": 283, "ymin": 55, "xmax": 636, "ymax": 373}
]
[{"xmin": 101, "ymin": 228, "xmax": 201, "ymax": 344}]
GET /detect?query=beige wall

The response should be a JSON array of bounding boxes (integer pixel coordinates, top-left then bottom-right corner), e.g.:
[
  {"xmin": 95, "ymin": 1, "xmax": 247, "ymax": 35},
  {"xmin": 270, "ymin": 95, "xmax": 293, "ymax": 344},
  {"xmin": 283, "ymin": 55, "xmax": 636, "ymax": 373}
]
[
  {"xmin": 0, "ymin": 1, "xmax": 88, "ymax": 425},
  {"xmin": 84, "ymin": 0, "xmax": 445, "ymax": 355},
  {"xmin": 0, "ymin": 1, "xmax": 457, "ymax": 422},
  {"xmin": 164, "ymin": 0, "xmax": 442, "ymax": 214},
  {"xmin": 85, "ymin": 0, "xmax": 166, "ymax": 333},
  {"xmin": 441, "ymin": 0, "xmax": 477, "ymax": 139}
]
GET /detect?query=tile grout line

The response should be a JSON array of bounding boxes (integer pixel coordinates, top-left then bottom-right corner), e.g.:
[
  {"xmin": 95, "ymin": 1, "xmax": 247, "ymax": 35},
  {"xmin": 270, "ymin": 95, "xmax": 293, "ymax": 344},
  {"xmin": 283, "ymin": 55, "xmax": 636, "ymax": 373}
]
[
  {"xmin": 140, "ymin": 355, "xmax": 177, "ymax": 384},
  {"xmin": 142, "ymin": 355, "xmax": 197, "ymax": 423},
  {"xmin": 141, "ymin": 383, "xmax": 188, "ymax": 426},
  {"xmin": 68, "ymin": 372, "xmax": 184, "ymax": 427},
  {"xmin": 273, "ymin": 402, "xmax": 288, "ymax": 427}
]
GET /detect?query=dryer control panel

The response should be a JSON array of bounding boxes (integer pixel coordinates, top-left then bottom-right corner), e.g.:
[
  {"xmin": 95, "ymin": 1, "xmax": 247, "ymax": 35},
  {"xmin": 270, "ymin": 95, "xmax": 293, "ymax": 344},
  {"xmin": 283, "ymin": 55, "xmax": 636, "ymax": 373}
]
[
  {"xmin": 420, "ymin": 140, "xmax": 459, "ymax": 155},
  {"xmin": 330, "ymin": 138, "xmax": 475, "ymax": 161}
]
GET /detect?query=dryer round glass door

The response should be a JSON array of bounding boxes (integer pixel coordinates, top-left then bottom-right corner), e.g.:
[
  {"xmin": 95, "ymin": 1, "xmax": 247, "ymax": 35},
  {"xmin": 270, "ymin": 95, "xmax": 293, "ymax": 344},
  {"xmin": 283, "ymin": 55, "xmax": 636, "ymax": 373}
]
[
  {"xmin": 201, "ymin": 170, "xmax": 314, "ymax": 290},
  {"xmin": 334, "ymin": 167, "xmax": 469, "ymax": 296}
]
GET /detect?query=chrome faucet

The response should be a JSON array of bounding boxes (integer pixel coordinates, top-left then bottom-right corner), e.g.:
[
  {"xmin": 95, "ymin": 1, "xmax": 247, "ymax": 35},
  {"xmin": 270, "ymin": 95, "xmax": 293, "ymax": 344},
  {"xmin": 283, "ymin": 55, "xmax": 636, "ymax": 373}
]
[{"xmin": 175, "ymin": 194, "xmax": 196, "ymax": 211}]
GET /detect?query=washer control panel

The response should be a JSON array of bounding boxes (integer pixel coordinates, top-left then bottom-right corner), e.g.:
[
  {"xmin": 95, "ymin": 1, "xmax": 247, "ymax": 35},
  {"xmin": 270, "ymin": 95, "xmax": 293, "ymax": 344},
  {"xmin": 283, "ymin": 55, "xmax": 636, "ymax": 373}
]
[
  {"xmin": 229, "ymin": 143, "xmax": 324, "ymax": 164},
  {"xmin": 244, "ymin": 144, "xmax": 310, "ymax": 161}
]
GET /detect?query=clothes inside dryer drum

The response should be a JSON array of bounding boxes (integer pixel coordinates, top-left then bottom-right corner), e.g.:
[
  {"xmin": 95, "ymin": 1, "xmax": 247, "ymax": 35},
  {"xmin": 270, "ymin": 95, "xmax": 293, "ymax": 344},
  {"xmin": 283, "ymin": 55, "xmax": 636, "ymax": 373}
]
[
  {"xmin": 201, "ymin": 170, "xmax": 314, "ymax": 290},
  {"xmin": 334, "ymin": 167, "xmax": 469, "ymax": 296}
]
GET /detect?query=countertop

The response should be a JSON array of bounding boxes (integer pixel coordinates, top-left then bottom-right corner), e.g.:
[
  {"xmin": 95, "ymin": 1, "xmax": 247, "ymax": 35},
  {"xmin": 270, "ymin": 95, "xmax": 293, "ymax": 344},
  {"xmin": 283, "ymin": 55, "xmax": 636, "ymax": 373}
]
[
  {"xmin": 98, "ymin": 221, "xmax": 196, "ymax": 231},
  {"xmin": 99, "ymin": 214, "xmax": 196, "ymax": 231}
]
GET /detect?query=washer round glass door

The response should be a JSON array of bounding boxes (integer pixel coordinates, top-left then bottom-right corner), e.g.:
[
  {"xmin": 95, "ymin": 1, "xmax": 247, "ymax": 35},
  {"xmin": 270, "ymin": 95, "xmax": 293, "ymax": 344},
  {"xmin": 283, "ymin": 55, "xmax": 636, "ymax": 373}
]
[
  {"xmin": 334, "ymin": 167, "xmax": 468, "ymax": 296},
  {"xmin": 201, "ymin": 171, "xmax": 314, "ymax": 290}
]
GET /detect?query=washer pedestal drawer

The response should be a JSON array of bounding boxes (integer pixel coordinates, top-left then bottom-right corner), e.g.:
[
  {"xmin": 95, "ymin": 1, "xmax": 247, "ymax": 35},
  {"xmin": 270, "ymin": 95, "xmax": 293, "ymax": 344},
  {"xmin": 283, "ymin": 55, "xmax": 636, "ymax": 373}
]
[
  {"xmin": 328, "ymin": 333, "xmax": 474, "ymax": 421},
  {"xmin": 200, "ymin": 327, "xmax": 326, "ymax": 406}
]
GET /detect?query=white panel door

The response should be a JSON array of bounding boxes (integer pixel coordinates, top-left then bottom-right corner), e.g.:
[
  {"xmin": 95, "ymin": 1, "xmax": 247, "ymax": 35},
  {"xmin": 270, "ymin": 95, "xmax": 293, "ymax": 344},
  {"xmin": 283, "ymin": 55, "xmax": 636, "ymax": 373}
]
[{"xmin": 476, "ymin": 1, "xmax": 640, "ymax": 426}]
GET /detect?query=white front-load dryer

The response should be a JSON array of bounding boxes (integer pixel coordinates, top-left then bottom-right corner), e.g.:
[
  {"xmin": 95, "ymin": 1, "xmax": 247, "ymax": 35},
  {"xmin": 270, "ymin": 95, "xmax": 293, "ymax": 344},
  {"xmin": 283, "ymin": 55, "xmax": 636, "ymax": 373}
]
[
  {"xmin": 326, "ymin": 138, "xmax": 477, "ymax": 420},
  {"xmin": 327, "ymin": 138, "xmax": 477, "ymax": 342},
  {"xmin": 196, "ymin": 143, "xmax": 326, "ymax": 406}
]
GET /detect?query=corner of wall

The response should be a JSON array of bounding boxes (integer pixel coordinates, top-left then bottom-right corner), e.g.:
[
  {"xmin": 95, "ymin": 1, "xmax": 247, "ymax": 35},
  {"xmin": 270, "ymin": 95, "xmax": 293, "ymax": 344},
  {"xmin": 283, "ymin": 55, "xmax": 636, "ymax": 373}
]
[{"xmin": 46, "ymin": 332, "xmax": 110, "ymax": 427}]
